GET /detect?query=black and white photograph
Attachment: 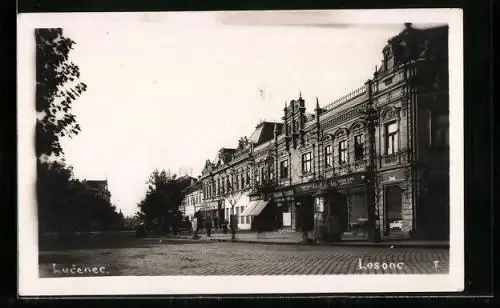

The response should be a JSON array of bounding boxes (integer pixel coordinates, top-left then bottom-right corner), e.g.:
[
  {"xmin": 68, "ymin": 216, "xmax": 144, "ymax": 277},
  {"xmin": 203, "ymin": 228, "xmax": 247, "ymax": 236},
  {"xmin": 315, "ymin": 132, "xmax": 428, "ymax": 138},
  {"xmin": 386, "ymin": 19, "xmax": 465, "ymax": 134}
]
[{"xmin": 18, "ymin": 9, "xmax": 464, "ymax": 295}]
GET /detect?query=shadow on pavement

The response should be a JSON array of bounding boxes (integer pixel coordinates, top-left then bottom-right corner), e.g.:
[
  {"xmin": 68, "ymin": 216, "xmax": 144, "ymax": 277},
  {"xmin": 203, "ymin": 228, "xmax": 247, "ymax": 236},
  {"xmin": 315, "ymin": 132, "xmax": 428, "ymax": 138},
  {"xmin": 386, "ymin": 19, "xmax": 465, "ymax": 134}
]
[{"xmin": 39, "ymin": 231, "xmax": 212, "ymax": 251}]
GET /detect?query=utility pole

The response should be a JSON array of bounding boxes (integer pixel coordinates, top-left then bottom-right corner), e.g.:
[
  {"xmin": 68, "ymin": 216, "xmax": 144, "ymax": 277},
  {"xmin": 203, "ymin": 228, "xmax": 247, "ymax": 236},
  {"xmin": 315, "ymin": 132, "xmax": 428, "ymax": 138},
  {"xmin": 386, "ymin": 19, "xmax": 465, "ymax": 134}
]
[{"xmin": 363, "ymin": 79, "xmax": 381, "ymax": 242}]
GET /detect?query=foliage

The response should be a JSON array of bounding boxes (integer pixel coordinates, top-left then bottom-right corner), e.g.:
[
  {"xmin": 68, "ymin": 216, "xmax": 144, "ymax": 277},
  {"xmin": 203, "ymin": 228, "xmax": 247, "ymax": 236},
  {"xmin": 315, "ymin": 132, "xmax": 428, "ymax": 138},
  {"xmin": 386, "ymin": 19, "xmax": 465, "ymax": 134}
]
[
  {"xmin": 37, "ymin": 161, "xmax": 124, "ymax": 235},
  {"xmin": 35, "ymin": 30, "xmax": 124, "ymax": 238},
  {"xmin": 137, "ymin": 170, "xmax": 192, "ymax": 233},
  {"xmin": 35, "ymin": 28, "xmax": 87, "ymax": 159}
]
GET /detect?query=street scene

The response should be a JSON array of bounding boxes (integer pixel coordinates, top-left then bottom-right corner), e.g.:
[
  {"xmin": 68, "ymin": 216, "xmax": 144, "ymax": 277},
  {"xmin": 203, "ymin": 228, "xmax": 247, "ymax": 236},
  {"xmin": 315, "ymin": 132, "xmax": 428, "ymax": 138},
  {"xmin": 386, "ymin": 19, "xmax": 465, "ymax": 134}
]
[
  {"xmin": 27, "ymin": 10, "xmax": 455, "ymax": 283},
  {"xmin": 39, "ymin": 231, "xmax": 449, "ymax": 277}
]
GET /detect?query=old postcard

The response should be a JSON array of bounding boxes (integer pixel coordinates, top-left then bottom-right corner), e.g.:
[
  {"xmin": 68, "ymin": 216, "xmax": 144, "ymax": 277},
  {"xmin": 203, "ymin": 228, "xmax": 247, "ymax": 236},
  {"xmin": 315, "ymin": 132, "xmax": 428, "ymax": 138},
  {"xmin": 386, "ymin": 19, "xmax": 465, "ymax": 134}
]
[{"xmin": 18, "ymin": 9, "xmax": 464, "ymax": 295}]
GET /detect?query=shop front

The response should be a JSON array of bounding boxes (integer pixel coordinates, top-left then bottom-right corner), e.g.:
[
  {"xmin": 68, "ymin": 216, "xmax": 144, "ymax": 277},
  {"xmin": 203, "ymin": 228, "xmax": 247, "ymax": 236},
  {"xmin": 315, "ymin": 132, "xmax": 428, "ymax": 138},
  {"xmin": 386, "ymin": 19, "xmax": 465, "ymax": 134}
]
[
  {"xmin": 242, "ymin": 193, "xmax": 273, "ymax": 231},
  {"xmin": 379, "ymin": 169, "xmax": 409, "ymax": 238},
  {"xmin": 294, "ymin": 172, "xmax": 367, "ymax": 242},
  {"xmin": 270, "ymin": 188, "xmax": 296, "ymax": 231},
  {"xmin": 199, "ymin": 200, "xmax": 219, "ymax": 228}
]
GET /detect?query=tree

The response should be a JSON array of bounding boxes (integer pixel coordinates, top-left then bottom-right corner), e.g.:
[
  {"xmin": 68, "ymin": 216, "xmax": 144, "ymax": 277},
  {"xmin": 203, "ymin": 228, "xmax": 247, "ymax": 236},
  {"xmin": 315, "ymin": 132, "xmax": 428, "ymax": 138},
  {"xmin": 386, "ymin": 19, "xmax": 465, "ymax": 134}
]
[
  {"xmin": 37, "ymin": 160, "xmax": 74, "ymax": 235},
  {"xmin": 137, "ymin": 170, "xmax": 186, "ymax": 233},
  {"xmin": 35, "ymin": 28, "xmax": 87, "ymax": 160},
  {"xmin": 37, "ymin": 160, "xmax": 125, "ymax": 237}
]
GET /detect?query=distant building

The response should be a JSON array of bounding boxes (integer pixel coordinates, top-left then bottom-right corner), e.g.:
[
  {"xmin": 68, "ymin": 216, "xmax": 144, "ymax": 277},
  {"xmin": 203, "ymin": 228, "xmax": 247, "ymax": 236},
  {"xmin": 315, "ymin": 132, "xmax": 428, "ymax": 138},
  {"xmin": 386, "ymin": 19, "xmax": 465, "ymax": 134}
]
[
  {"xmin": 180, "ymin": 181, "xmax": 203, "ymax": 222},
  {"xmin": 84, "ymin": 180, "xmax": 111, "ymax": 203}
]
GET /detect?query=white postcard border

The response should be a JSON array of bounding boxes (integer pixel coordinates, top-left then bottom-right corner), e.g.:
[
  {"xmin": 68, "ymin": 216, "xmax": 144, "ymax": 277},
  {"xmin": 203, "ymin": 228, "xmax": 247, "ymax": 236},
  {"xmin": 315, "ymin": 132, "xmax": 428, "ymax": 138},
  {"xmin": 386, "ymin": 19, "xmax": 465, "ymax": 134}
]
[{"xmin": 18, "ymin": 8, "xmax": 464, "ymax": 296}]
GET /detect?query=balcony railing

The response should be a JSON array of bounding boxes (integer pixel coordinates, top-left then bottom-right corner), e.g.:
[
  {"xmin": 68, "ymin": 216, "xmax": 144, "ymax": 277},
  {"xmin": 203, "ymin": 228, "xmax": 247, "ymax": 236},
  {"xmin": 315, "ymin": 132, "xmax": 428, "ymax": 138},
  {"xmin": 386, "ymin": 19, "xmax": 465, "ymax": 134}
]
[
  {"xmin": 354, "ymin": 159, "xmax": 367, "ymax": 170},
  {"xmin": 383, "ymin": 153, "xmax": 399, "ymax": 164},
  {"xmin": 323, "ymin": 84, "xmax": 367, "ymax": 111},
  {"xmin": 336, "ymin": 164, "xmax": 349, "ymax": 175}
]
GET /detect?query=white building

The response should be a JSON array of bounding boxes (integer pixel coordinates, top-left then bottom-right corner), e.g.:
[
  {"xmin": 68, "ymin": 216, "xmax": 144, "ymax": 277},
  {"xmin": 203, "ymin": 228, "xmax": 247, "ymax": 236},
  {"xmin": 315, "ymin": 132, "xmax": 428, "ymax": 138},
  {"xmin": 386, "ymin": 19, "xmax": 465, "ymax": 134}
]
[{"xmin": 181, "ymin": 182, "xmax": 203, "ymax": 222}]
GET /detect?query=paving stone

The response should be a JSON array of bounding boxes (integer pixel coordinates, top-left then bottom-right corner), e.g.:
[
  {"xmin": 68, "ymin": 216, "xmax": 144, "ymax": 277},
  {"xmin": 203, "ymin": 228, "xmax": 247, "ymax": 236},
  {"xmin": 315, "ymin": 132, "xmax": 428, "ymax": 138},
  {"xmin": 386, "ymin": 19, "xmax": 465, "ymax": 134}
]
[{"xmin": 39, "ymin": 241, "xmax": 449, "ymax": 276}]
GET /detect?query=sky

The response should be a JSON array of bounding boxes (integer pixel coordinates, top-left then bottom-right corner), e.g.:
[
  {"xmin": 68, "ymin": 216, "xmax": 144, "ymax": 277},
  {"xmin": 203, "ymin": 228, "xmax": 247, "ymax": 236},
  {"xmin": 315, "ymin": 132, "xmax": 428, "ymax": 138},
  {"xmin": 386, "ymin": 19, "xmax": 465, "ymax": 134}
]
[{"xmin": 46, "ymin": 11, "xmax": 446, "ymax": 216}]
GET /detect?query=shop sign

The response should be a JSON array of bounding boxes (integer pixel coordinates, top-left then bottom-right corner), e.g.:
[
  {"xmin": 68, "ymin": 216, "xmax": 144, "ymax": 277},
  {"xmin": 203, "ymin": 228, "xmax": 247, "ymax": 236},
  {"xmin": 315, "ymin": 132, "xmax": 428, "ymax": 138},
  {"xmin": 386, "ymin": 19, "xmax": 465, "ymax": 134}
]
[
  {"xmin": 249, "ymin": 194, "xmax": 264, "ymax": 201},
  {"xmin": 382, "ymin": 170, "xmax": 405, "ymax": 182},
  {"xmin": 283, "ymin": 213, "xmax": 291, "ymax": 226},
  {"xmin": 272, "ymin": 189, "xmax": 294, "ymax": 199},
  {"xmin": 296, "ymin": 173, "xmax": 365, "ymax": 194},
  {"xmin": 314, "ymin": 197, "xmax": 325, "ymax": 212}
]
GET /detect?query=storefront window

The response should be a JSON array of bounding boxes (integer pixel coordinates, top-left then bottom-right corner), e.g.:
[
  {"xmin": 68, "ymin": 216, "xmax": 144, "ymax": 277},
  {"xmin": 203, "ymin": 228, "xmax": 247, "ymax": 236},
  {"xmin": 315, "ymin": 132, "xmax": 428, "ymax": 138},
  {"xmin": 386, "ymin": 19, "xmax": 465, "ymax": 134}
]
[{"xmin": 435, "ymin": 115, "xmax": 449, "ymax": 147}]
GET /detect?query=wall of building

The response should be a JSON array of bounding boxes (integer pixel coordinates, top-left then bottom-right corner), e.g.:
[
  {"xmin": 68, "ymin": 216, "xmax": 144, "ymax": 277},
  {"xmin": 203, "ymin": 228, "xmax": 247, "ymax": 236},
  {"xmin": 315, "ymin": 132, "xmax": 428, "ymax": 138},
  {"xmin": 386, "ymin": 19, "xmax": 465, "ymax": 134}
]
[{"xmin": 196, "ymin": 24, "xmax": 449, "ymax": 240}]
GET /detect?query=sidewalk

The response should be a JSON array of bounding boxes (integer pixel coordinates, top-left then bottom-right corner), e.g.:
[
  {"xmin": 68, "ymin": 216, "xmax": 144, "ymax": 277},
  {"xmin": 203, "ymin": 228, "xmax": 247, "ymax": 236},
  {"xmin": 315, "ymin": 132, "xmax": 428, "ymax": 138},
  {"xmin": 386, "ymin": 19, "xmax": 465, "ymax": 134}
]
[{"xmin": 168, "ymin": 231, "xmax": 449, "ymax": 248}]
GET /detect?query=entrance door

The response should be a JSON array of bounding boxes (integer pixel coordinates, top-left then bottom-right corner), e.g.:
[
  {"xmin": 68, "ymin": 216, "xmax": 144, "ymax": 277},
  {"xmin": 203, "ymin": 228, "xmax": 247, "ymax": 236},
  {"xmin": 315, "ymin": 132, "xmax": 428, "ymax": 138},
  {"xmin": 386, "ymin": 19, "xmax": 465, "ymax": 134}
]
[
  {"xmin": 384, "ymin": 185, "xmax": 403, "ymax": 235},
  {"xmin": 295, "ymin": 196, "xmax": 314, "ymax": 232},
  {"xmin": 327, "ymin": 192, "xmax": 348, "ymax": 235}
]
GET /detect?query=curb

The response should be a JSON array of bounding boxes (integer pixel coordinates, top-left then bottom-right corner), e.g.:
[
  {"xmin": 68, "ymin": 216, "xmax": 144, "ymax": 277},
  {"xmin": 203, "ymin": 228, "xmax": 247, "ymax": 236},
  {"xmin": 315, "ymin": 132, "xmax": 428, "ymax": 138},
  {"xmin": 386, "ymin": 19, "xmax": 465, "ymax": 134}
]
[
  {"xmin": 207, "ymin": 238, "xmax": 449, "ymax": 249},
  {"xmin": 162, "ymin": 236, "xmax": 449, "ymax": 249}
]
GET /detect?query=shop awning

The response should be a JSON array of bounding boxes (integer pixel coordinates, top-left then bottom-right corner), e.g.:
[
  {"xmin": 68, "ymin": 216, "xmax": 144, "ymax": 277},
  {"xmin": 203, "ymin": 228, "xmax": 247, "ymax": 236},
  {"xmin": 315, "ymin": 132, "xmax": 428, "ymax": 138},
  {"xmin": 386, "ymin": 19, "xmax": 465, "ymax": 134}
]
[
  {"xmin": 232, "ymin": 193, "xmax": 250, "ymax": 209},
  {"xmin": 241, "ymin": 200, "xmax": 269, "ymax": 216}
]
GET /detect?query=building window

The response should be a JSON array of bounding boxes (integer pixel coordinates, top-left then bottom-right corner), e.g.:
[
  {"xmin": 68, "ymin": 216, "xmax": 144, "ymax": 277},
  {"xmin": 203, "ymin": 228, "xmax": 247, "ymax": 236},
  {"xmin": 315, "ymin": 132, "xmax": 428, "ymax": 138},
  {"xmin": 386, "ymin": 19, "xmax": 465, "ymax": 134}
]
[
  {"xmin": 255, "ymin": 172, "xmax": 260, "ymax": 185},
  {"xmin": 339, "ymin": 140, "xmax": 347, "ymax": 164},
  {"xmin": 302, "ymin": 152, "xmax": 312, "ymax": 174},
  {"xmin": 235, "ymin": 175, "xmax": 239, "ymax": 190},
  {"xmin": 240, "ymin": 216, "xmax": 245, "ymax": 224},
  {"xmin": 245, "ymin": 216, "xmax": 250, "ymax": 224},
  {"xmin": 354, "ymin": 134, "xmax": 364, "ymax": 160},
  {"xmin": 261, "ymin": 167, "xmax": 266, "ymax": 183},
  {"xmin": 280, "ymin": 160, "xmax": 289, "ymax": 179},
  {"xmin": 246, "ymin": 170, "xmax": 250, "ymax": 186},
  {"xmin": 385, "ymin": 121, "xmax": 399, "ymax": 155},
  {"xmin": 268, "ymin": 165, "xmax": 273, "ymax": 181},
  {"xmin": 324, "ymin": 145, "xmax": 333, "ymax": 167},
  {"xmin": 241, "ymin": 173, "xmax": 245, "ymax": 188}
]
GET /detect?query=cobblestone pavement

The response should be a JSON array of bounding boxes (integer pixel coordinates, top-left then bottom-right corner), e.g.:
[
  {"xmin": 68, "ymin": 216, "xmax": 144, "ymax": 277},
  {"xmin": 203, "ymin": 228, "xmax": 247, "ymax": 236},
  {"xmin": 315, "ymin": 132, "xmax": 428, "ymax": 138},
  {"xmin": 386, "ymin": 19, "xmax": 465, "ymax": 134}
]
[{"xmin": 39, "ymin": 238, "xmax": 449, "ymax": 277}]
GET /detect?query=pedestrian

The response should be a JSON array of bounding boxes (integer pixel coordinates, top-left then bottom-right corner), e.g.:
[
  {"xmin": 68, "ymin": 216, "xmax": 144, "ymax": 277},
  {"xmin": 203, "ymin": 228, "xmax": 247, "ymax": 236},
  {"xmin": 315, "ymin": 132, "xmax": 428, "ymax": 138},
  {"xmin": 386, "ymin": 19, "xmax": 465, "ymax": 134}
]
[
  {"xmin": 222, "ymin": 220, "xmax": 228, "ymax": 234},
  {"xmin": 214, "ymin": 217, "xmax": 219, "ymax": 230},
  {"xmin": 206, "ymin": 220, "xmax": 212, "ymax": 237},
  {"xmin": 192, "ymin": 217, "xmax": 198, "ymax": 239}
]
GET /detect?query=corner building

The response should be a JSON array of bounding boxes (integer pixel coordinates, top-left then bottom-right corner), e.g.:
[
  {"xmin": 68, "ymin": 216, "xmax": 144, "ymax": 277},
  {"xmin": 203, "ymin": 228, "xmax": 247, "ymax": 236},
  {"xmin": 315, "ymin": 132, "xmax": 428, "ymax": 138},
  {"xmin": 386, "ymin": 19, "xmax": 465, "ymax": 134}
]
[{"xmin": 200, "ymin": 24, "xmax": 449, "ymax": 241}]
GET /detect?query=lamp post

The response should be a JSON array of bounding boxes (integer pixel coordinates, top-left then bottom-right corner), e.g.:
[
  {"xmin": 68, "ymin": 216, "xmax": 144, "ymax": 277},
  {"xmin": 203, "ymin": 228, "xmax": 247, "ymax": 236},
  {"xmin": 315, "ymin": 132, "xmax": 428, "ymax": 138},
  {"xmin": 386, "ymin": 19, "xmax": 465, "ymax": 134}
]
[{"xmin": 362, "ymin": 79, "xmax": 381, "ymax": 242}]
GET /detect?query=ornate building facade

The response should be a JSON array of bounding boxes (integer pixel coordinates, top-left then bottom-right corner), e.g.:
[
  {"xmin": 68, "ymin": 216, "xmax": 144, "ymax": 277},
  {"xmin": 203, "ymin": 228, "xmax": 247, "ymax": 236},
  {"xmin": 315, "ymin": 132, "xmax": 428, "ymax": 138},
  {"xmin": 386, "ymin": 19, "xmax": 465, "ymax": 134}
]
[{"xmin": 199, "ymin": 23, "xmax": 449, "ymax": 241}]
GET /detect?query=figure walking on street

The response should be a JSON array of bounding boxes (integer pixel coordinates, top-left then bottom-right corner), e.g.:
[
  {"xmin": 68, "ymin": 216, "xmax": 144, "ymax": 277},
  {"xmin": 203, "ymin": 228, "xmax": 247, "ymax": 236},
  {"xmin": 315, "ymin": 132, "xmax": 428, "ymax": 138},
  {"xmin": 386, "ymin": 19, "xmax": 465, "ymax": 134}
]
[
  {"xmin": 192, "ymin": 217, "xmax": 199, "ymax": 239},
  {"xmin": 206, "ymin": 220, "xmax": 212, "ymax": 237}
]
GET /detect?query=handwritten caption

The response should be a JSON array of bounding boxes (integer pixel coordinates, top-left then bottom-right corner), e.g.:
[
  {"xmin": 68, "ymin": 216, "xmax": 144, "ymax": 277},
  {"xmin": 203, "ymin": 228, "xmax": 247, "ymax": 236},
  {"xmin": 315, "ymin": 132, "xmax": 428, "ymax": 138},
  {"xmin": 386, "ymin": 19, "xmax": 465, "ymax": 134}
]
[{"xmin": 51, "ymin": 263, "xmax": 113, "ymax": 276}]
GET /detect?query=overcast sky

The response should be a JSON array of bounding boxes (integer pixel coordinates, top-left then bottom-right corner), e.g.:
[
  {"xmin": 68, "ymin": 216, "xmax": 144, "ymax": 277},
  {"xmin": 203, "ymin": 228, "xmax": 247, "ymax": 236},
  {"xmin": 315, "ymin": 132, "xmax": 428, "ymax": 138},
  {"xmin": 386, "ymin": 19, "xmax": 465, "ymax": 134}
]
[{"xmin": 31, "ymin": 11, "xmax": 447, "ymax": 216}]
